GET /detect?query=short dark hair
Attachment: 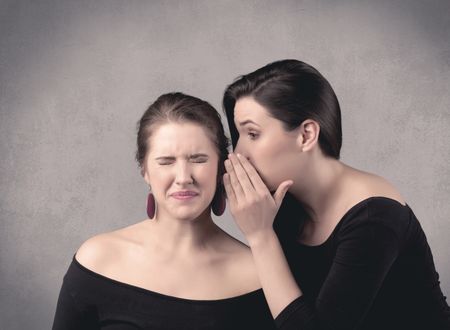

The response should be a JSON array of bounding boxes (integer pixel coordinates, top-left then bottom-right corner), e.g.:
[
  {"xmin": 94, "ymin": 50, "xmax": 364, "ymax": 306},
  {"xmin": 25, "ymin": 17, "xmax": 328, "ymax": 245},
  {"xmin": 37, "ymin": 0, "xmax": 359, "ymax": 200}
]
[
  {"xmin": 136, "ymin": 93, "xmax": 229, "ymax": 195},
  {"xmin": 223, "ymin": 59, "xmax": 342, "ymax": 158}
]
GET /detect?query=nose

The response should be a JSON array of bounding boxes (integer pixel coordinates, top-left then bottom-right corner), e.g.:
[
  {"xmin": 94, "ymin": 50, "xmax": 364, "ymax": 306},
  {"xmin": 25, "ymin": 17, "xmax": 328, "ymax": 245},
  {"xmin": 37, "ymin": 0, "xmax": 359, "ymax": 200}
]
[
  {"xmin": 234, "ymin": 138, "xmax": 245, "ymax": 156},
  {"xmin": 175, "ymin": 162, "xmax": 194, "ymax": 185}
]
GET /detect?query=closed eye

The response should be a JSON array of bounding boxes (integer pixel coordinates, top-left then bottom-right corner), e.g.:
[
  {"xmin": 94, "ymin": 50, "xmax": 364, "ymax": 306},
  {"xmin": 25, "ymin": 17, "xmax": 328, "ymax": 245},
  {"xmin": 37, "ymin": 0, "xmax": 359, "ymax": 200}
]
[
  {"xmin": 190, "ymin": 155, "xmax": 209, "ymax": 163},
  {"xmin": 155, "ymin": 156, "xmax": 175, "ymax": 165},
  {"xmin": 155, "ymin": 154, "xmax": 209, "ymax": 164},
  {"xmin": 157, "ymin": 160, "xmax": 174, "ymax": 165}
]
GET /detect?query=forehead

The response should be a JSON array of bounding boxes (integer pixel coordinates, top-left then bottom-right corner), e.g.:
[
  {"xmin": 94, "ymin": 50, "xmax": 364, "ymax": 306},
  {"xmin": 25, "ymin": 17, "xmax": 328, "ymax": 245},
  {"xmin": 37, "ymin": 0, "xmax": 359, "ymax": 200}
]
[
  {"xmin": 234, "ymin": 97, "xmax": 273, "ymax": 125},
  {"xmin": 148, "ymin": 122, "xmax": 216, "ymax": 155}
]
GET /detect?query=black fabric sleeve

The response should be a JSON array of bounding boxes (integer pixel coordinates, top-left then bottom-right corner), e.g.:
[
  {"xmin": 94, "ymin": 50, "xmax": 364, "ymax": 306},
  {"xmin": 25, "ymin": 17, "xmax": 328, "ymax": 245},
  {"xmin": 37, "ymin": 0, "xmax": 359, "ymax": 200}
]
[
  {"xmin": 274, "ymin": 296, "xmax": 316, "ymax": 328},
  {"xmin": 52, "ymin": 275, "xmax": 99, "ymax": 330},
  {"xmin": 274, "ymin": 209, "xmax": 400, "ymax": 330}
]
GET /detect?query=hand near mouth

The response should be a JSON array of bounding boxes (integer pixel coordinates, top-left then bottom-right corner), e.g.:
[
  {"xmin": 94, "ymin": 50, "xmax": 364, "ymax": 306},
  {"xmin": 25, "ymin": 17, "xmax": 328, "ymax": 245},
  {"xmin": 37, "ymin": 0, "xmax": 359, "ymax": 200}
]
[{"xmin": 223, "ymin": 153, "xmax": 293, "ymax": 246}]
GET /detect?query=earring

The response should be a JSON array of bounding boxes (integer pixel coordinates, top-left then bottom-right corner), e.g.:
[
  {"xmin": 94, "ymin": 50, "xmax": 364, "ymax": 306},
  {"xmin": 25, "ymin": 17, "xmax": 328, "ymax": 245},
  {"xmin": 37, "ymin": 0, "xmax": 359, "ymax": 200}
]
[
  {"xmin": 212, "ymin": 191, "xmax": 226, "ymax": 216},
  {"xmin": 147, "ymin": 186, "xmax": 156, "ymax": 219}
]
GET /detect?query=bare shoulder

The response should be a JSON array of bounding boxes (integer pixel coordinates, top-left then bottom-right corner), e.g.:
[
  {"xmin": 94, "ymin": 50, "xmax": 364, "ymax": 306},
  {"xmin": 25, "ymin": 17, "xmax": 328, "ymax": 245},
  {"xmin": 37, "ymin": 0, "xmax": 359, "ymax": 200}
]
[
  {"xmin": 75, "ymin": 232, "xmax": 120, "ymax": 272},
  {"xmin": 217, "ymin": 231, "xmax": 261, "ymax": 292},
  {"xmin": 350, "ymin": 167, "xmax": 406, "ymax": 205},
  {"xmin": 75, "ymin": 222, "xmax": 145, "ymax": 273}
]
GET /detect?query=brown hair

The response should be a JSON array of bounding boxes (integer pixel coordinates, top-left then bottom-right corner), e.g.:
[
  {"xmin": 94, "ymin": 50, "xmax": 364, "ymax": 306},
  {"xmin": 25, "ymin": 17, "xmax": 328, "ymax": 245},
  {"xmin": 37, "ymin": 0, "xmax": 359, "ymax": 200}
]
[{"xmin": 136, "ymin": 92, "xmax": 229, "ymax": 194}]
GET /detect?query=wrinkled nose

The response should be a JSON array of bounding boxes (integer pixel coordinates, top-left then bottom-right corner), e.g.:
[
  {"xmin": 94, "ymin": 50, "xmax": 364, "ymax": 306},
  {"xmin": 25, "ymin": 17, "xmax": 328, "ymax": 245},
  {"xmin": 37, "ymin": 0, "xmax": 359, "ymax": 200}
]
[{"xmin": 175, "ymin": 163, "xmax": 194, "ymax": 185}]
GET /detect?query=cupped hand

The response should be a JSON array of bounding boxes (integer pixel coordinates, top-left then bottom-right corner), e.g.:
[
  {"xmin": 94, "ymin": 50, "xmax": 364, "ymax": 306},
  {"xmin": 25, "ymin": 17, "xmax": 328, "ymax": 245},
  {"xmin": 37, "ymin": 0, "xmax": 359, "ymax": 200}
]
[{"xmin": 223, "ymin": 153, "xmax": 293, "ymax": 246}]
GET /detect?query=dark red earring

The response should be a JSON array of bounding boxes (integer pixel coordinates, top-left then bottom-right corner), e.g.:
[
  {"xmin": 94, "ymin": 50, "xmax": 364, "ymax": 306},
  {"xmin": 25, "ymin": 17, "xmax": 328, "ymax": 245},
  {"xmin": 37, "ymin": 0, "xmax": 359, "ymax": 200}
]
[{"xmin": 147, "ymin": 189, "xmax": 156, "ymax": 219}]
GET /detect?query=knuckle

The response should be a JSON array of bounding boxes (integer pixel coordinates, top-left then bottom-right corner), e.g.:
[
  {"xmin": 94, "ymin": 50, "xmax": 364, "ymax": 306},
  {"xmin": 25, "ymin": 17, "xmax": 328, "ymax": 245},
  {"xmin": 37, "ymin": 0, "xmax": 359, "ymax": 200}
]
[
  {"xmin": 247, "ymin": 197, "xmax": 257, "ymax": 206},
  {"xmin": 262, "ymin": 192, "xmax": 271, "ymax": 200}
]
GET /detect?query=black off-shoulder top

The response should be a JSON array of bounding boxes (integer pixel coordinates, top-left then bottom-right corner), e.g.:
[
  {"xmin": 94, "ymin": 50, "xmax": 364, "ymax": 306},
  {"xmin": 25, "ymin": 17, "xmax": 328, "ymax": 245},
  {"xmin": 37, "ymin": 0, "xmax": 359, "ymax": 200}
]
[
  {"xmin": 275, "ymin": 197, "xmax": 450, "ymax": 330},
  {"xmin": 52, "ymin": 254, "xmax": 276, "ymax": 330}
]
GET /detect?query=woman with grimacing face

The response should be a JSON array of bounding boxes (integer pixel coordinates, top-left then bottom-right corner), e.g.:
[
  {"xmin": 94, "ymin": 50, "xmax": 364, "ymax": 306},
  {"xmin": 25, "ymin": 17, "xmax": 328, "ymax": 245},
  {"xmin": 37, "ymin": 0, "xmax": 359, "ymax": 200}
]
[
  {"xmin": 222, "ymin": 59, "xmax": 450, "ymax": 330},
  {"xmin": 52, "ymin": 93, "xmax": 276, "ymax": 330}
]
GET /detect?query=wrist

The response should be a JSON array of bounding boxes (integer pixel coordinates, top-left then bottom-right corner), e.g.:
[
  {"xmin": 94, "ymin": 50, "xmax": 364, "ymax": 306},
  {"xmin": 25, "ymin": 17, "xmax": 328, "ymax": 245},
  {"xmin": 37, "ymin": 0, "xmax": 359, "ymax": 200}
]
[{"xmin": 247, "ymin": 229, "xmax": 278, "ymax": 249}]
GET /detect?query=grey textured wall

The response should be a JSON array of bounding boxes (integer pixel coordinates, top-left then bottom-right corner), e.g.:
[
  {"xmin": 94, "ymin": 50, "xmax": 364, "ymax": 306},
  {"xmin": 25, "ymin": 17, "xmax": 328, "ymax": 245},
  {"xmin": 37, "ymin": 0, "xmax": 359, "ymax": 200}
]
[{"xmin": 1, "ymin": 0, "xmax": 449, "ymax": 328}]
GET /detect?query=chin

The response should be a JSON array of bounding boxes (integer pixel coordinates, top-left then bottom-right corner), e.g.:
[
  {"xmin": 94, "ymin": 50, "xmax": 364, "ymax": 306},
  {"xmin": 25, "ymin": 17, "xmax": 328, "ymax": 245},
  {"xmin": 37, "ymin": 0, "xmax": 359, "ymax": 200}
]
[
  {"xmin": 260, "ymin": 175, "xmax": 278, "ymax": 192},
  {"xmin": 267, "ymin": 178, "xmax": 289, "ymax": 193},
  {"xmin": 171, "ymin": 212, "xmax": 199, "ymax": 221},
  {"xmin": 256, "ymin": 167, "xmax": 279, "ymax": 191},
  {"xmin": 173, "ymin": 208, "xmax": 208, "ymax": 221}
]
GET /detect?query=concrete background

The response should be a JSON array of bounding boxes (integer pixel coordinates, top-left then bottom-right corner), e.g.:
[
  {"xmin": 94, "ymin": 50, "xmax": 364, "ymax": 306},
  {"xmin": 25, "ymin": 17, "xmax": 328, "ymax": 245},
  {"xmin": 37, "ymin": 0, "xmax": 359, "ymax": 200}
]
[{"xmin": 1, "ymin": 0, "xmax": 449, "ymax": 328}]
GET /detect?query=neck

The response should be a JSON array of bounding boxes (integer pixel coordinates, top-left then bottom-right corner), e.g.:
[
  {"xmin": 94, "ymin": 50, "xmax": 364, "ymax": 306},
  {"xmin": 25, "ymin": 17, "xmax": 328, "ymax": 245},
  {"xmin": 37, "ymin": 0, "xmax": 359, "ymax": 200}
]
[
  {"xmin": 289, "ymin": 153, "xmax": 346, "ymax": 222},
  {"xmin": 144, "ymin": 208, "xmax": 222, "ymax": 257}
]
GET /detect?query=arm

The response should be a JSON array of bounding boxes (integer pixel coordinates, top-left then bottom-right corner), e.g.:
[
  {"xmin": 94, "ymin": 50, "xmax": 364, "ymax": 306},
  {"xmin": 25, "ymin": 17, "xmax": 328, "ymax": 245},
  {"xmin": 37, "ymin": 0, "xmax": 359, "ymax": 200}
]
[
  {"xmin": 52, "ymin": 274, "xmax": 98, "ymax": 330},
  {"xmin": 247, "ymin": 229, "xmax": 303, "ymax": 318},
  {"xmin": 274, "ymin": 218, "xmax": 399, "ymax": 329},
  {"xmin": 223, "ymin": 153, "xmax": 301, "ymax": 317}
]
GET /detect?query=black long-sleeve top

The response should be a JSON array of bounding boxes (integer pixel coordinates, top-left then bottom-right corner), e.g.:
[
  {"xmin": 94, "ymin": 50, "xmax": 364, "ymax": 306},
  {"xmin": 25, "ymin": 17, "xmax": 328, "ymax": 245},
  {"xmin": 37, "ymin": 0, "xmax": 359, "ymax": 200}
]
[
  {"xmin": 52, "ymin": 254, "xmax": 276, "ymax": 330},
  {"xmin": 274, "ymin": 197, "xmax": 450, "ymax": 330}
]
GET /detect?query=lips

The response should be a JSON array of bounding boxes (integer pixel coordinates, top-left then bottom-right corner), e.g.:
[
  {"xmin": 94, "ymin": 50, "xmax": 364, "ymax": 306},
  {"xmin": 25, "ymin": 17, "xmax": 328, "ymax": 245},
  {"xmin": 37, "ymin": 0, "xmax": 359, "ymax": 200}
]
[{"xmin": 171, "ymin": 191, "xmax": 199, "ymax": 200}]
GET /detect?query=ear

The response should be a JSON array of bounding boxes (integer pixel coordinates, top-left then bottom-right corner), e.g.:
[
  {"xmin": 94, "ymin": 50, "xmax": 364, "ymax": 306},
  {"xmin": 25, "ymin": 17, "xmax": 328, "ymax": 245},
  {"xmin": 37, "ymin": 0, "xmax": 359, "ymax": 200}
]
[
  {"xmin": 143, "ymin": 171, "xmax": 150, "ymax": 185},
  {"xmin": 296, "ymin": 119, "xmax": 320, "ymax": 152},
  {"xmin": 142, "ymin": 163, "xmax": 151, "ymax": 186}
]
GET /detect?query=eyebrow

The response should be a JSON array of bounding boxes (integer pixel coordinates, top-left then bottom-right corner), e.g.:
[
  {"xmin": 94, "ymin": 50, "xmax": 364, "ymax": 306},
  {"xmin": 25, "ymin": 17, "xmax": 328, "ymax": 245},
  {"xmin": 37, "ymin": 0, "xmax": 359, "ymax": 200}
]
[
  {"xmin": 155, "ymin": 156, "xmax": 175, "ymax": 161},
  {"xmin": 237, "ymin": 120, "xmax": 260, "ymax": 127},
  {"xmin": 154, "ymin": 153, "xmax": 209, "ymax": 160}
]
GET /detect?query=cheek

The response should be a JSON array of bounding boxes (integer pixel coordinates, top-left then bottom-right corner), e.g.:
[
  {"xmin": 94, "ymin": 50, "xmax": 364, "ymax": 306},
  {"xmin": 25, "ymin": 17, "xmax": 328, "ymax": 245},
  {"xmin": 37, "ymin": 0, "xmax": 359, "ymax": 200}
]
[
  {"xmin": 248, "ymin": 142, "xmax": 290, "ymax": 190},
  {"xmin": 249, "ymin": 140, "xmax": 277, "ymax": 169},
  {"xmin": 148, "ymin": 167, "xmax": 172, "ymax": 189},
  {"xmin": 254, "ymin": 159, "xmax": 277, "ymax": 189},
  {"xmin": 195, "ymin": 163, "xmax": 218, "ymax": 186},
  {"xmin": 245, "ymin": 151, "xmax": 272, "ymax": 184},
  {"xmin": 150, "ymin": 175, "xmax": 170, "ymax": 194}
]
